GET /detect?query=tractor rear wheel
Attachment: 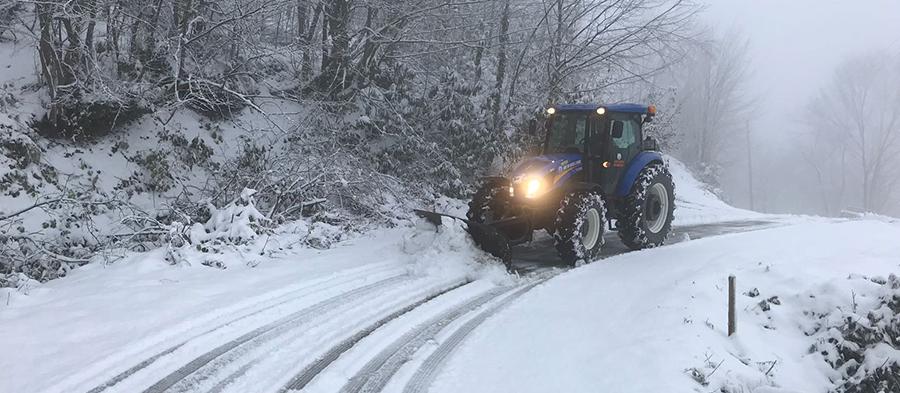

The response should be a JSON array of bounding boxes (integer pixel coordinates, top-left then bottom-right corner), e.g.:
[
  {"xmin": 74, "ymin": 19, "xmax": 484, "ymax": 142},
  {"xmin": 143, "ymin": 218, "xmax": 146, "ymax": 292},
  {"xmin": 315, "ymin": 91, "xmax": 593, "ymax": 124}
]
[
  {"xmin": 553, "ymin": 192, "xmax": 606, "ymax": 266},
  {"xmin": 617, "ymin": 163, "xmax": 675, "ymax": 250}
]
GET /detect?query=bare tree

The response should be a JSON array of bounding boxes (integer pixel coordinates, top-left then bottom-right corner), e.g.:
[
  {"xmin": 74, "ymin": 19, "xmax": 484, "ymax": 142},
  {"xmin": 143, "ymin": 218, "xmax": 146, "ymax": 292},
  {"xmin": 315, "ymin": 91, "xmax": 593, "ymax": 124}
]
[
  {"xmin": 671, "ymin": 30, "xmax": 752, "ymax": 187},
  {"xmin": 511, "ymin": 0, "xmax": 697, "ymax": 104},
  {"xmin": 806, "ymin": 53, "xmax": 900, "ymax": 214}
]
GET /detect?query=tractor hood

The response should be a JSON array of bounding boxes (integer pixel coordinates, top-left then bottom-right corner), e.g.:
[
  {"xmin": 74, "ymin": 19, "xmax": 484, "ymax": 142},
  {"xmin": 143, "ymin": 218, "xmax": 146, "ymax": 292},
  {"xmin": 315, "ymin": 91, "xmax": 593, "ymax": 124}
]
[{"xmin": 511, "ymin": 153, "xmax": 583, "ymax": 189}]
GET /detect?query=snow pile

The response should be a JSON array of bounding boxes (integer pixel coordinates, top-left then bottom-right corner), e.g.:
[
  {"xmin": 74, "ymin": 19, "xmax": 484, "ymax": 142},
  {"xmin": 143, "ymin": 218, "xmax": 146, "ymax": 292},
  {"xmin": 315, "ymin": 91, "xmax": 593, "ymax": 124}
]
[
  {"xmin": 667, "ymin": 156, "xmax": 762, "ymax": 226},
  {"xmin": 401, "ymin": 216, "xmax": 511, "ymax": 284}
]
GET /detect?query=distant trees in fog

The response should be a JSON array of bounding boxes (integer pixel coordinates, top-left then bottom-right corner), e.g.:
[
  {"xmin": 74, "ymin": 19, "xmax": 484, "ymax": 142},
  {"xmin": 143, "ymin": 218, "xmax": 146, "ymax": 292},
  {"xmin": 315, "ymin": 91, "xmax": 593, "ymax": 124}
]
[
  {"xmin": 804, "ymin": 54, "xmax": 900, "ymax": 215},
  {"xmin": 659, "ymin": 30, "xmax": 753, "ymax": 191}
]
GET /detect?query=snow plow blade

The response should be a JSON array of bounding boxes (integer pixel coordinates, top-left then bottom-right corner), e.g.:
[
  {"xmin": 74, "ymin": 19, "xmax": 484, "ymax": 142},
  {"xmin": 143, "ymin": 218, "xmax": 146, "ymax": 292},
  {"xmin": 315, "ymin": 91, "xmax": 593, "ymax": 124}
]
[{"xmin": 413, "ymin": 209, "xmax": 512, "ymax": 267}]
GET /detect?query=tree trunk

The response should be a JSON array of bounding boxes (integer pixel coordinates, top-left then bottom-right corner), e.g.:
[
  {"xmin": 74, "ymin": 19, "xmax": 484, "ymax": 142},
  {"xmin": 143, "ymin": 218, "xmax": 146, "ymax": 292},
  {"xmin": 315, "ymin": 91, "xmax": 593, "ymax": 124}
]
[
  {"xmin": 491, "ymin": 0, "xmax": 510, "ymax": 132},
  {"xmin": 548, "ymin": 0, "xmax": 564, "ymax": 103},
  {"xmin": 321, "ymin": 0, "xmax": 351, "ymax": 95},
  {"xmin": 174, "ymin": 0, "xmax": 194, "ymax": 83},
  {"xmin": 297, "ymin": 0, "xmax": 309, "ymax": 79},
  {"xmin": 36, "ymin": 3, "xmax": 59, "ymax": 100},
  {"xmin": 319, "ymin": 2, "xmax": 328, "ymax": 74},
  {"xmin": 357, "ymin": 6, "xmax": 379, "ymax": 83}
]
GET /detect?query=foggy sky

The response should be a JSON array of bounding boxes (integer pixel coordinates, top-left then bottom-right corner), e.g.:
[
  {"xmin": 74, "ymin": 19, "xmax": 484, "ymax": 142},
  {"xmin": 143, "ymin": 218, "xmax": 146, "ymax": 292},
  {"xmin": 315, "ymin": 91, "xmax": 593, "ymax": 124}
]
[
  {"xmin": 701, "ymin": 0, "xmax": 900, "ymax": 212},
  {"xmin": 704, "ymin": 0, "xmax": 900, "ymax": 131}
]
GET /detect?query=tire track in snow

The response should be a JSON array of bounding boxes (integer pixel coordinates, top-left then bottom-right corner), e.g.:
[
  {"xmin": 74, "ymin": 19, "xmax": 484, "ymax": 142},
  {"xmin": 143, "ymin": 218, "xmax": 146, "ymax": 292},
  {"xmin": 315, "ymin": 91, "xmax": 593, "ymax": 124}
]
[
  {"xmin": 401, "ymin": 280, "xmax": 545, "ymax": 393},
  {"xmin": 335, "ymin": 285, "xmax": 513, "ymax": 393},
  {"xmin": 276, "ymin": 281, "xmax": 475, "ymax": 393},
  {"xmin": 86, "ymin": 262, "xmax": 403, "ymax": 393},
  {"xmin": 142, "ymin": 274, "xmax": 415, "ymax": 393}
]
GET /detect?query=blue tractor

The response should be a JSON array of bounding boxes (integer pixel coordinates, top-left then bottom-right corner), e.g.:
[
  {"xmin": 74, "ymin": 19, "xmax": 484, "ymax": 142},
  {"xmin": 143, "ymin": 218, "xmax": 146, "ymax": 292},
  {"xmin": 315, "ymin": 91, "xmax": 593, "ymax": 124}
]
[{"xmin": 416, "ymin": 103, "xmax": 674, "ymax": 267}]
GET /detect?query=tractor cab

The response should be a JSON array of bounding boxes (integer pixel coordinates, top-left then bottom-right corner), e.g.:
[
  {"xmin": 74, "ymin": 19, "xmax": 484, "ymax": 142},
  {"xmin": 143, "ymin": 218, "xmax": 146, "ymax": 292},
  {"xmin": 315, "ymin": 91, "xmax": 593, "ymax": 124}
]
[{"xmin": 541, "ymin": 103, "xmax": 657, "ymax": 195}]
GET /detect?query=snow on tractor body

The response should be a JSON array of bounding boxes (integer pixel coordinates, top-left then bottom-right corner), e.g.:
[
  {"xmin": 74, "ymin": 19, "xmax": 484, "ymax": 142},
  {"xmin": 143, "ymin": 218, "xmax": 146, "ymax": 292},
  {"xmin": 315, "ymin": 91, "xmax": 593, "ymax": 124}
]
[{"xmin": 415, "ymin": 103, "xmax": 675, "ymax": 268}]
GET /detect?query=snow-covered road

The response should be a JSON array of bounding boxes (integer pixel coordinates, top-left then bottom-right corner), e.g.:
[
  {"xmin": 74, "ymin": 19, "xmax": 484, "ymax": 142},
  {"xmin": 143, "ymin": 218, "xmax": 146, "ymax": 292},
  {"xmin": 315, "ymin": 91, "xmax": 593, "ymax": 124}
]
[{"xmin": 509, "ymin": 219, "xmax": 785, "ymax": 274}]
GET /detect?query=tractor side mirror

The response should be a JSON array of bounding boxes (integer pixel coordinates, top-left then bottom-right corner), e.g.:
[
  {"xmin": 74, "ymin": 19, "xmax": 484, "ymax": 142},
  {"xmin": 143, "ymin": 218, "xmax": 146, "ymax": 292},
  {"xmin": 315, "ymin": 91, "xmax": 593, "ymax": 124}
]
[
  {"xmin": 611, "ymin": 121, "xmax": 624, "ymax": 139},
  {"xmin": 642, "ymin": 136, "xmax": 659, "ymax": 151}
]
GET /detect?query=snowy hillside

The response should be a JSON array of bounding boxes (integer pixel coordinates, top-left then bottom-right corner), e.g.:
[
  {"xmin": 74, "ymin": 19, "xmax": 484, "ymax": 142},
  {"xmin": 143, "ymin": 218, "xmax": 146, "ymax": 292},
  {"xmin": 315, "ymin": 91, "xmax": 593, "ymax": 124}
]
[{"xmin": 668, "ymin": 157, "xmax": 763, "ymax": 226}]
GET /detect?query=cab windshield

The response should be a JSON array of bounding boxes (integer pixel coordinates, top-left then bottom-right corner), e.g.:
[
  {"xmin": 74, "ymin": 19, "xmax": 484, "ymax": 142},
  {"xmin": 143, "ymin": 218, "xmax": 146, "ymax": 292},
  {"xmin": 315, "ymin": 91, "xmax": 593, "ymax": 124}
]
[{"xmin": 545, "ymin": 113, "xmax": 588, "ymax": 154}]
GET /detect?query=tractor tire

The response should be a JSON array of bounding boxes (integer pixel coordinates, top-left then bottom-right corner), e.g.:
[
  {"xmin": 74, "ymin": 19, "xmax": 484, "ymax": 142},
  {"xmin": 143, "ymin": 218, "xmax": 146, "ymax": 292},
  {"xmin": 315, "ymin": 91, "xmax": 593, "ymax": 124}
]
[
  {"xmin": 617, "ymin": 163, "xmax": 675, "ymax": 250},
  {"xmin": 466, "ymin": 183, "xmax": 508, "ymax": 223},
  {"xmin": 553, "ymin": 192, "xmax": 607, "ymax": 266}
]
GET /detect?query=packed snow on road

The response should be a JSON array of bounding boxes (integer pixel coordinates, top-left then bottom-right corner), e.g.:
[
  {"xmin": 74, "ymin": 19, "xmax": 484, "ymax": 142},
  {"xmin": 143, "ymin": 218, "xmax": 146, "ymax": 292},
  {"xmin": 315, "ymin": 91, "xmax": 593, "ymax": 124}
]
[{"xmin": 2, "ymin": 160, "xmax": 898, "ymax": 393}]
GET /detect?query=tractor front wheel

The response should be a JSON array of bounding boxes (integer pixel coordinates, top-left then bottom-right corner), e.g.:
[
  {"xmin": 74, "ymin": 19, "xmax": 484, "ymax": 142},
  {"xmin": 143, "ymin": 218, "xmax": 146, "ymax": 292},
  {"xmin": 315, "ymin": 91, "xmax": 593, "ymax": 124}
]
[
  {"xmin": 553, "ymin": 192, "xmax": 607, "ymax": 266},
  {"xmin": 467, "ymin": 182, "xmax": 509, "ymax": 224},
  {"xmin": 618, "ymin": 163, "xmax": 675, "ymax": 250}
]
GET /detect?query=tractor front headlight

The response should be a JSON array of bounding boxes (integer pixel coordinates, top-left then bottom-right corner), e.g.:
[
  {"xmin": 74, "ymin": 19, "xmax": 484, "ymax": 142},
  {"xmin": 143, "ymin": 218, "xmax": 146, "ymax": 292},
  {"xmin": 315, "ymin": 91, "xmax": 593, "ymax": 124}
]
[{"xmin": 524, "ymin": 177, "xmax": 546, "ymax": 199}]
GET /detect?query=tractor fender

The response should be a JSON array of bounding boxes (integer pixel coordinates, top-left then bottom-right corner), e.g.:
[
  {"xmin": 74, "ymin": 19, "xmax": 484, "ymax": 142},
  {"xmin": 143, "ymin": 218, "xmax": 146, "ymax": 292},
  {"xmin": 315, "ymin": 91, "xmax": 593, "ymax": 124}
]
[{"xmin": 613, "ymin": 151, "xmax": 664, "ymax": 197}]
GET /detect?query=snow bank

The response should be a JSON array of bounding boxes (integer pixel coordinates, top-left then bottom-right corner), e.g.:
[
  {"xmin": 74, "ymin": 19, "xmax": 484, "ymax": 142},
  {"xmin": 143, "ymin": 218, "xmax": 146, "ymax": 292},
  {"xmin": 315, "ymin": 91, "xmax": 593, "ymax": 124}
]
[
  {"xmin": 428, "ymin": 219, "xmax": 900, "ymax": 393},
  {"xmin": 667, "ymin": 156, "xmax": 763, "ymax": 226}
]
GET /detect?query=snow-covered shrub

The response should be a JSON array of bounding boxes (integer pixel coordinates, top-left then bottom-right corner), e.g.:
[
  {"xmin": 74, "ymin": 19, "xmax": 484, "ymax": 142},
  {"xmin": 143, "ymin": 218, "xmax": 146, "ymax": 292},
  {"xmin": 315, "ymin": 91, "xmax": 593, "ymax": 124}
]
[
  {"xmin": 275, "ymin": 213, "xmax": 347, "ymax": 251},
  {"xmin": 159, "ymin": 188, "xmax": 272, "ymax": 266},
  {"xmin": 808, "ymin": 275, "xmax": 900, "ymax": 392},
  {"xmin": 0, "ymin": 191, "xmax": 119, "ymax": 283},
  {"xmin": 130, "ymin": 150, "xmax": 176, "ymax": 193},
  {"xmin": 0, "ymin": 115, "xmax": 41, "ymax": 171},
  {"xmin": 192, "ymin": 188, "xmax": 271, "ymax": 246},
  {"xmin": 0, "ymin": 116, "xmax": 115, "ymax": 284},
  {"xmin": 158, "ymin": 129, "xmax": 217, "ymax": 171},
  {"xmin": 0, "ymin": 2, "xmax": 21, "ymax": 41},
  {"xmin": 177, "ymin": 78, "xmax": 253, "ymax": 120},
  {"xmin": 303, "ymin": 218, "xmax": 344, "ymax": 250},
  {"xmin": 32, "ymin": 98, "xmax": 149, "ymax": 141}
]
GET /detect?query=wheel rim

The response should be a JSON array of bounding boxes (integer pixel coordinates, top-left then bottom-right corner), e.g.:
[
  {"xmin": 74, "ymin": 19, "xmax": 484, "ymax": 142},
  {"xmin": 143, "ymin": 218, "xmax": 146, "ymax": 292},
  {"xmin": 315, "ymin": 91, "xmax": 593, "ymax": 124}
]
[
  {"xmin": 646, "ymin": 183, "xmax": 669, "ymax": 233},
  {"xmin": 583, "ymin": 208, "xmax": 601, "ymax": 250}
]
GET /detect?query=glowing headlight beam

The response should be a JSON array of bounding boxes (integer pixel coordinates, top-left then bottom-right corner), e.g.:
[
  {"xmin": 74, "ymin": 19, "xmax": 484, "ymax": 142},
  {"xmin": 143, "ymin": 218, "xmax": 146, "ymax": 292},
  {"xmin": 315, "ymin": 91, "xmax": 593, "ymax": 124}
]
[{"xmin": 524, "ymin": 177, "xmax": 545, "ymax": 199}]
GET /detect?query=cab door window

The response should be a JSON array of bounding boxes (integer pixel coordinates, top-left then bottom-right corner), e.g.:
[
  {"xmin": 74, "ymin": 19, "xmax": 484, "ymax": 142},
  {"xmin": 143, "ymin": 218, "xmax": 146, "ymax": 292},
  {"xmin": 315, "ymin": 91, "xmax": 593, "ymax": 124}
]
[{"xmin": 609, "ymin": 118, "xmax": 640, "ymax": 164}]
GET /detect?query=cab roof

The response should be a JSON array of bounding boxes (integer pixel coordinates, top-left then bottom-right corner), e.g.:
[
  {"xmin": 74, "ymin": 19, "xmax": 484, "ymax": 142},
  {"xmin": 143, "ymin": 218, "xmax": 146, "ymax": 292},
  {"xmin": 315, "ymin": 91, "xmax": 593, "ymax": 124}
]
[{"xmin": 555, "ymin": 103, "xmax": 652, "ymax": 114}]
